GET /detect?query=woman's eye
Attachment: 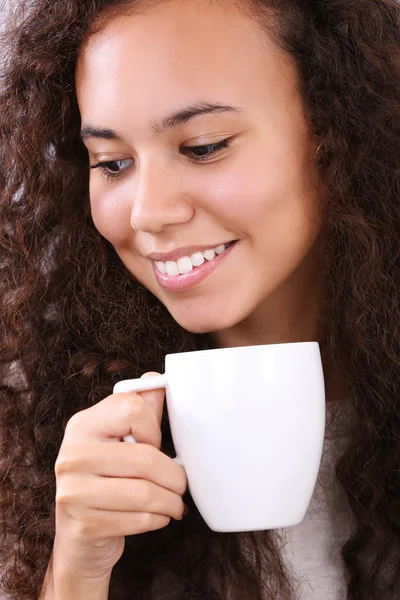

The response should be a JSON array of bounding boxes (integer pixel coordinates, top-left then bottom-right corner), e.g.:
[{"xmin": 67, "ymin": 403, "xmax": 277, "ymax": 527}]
[
  {"xmin": 89, "ymin": 137, "xmax": 234, "ymax": 182},
  {"xmin": 90, "ymin": 158, "xmax": 134, "ymax": 180},
  {"xmin": 182, "ymin": 137, "xmax": 233, "ymax": 162}
]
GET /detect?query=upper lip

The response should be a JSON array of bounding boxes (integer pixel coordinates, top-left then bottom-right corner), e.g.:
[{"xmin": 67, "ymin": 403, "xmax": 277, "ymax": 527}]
[{"xmin": 146, "ymin": 241, "xmax": 235, "ymax": 262}]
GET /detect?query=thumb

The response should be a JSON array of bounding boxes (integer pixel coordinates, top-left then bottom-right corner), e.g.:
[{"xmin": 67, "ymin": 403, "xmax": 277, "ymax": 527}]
[{"xmin": 136, "ymin": 371, "xmax": 165, "ymax": 426}]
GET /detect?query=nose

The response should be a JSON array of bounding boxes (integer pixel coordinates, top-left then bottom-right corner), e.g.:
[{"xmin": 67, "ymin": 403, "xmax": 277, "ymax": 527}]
[{"xmin": 130, "ymin": 160, "xmax": 194, "ymax": 233}]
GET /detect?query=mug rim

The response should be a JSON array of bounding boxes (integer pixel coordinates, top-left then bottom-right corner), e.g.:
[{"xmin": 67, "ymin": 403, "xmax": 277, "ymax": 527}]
[{"xmin": 166, "ymin": 340, "xmax": 319, "ymax": 359}]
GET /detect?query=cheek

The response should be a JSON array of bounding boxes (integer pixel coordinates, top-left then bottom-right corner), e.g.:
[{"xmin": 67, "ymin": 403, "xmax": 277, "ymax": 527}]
[
  {"xmin": 203, "ymin": 151, "xmax": 322, "ymax": 251},
  {"xmin": 90, "ymin": 184, "xmax": 131, "ymax": 245},
  {"xmin": 198, "ymin": 159, "xmax": 270, "ymax": 230},
  {"xmin": 200, "ymin": 153, "xmax": 294, "ymax": 230}
]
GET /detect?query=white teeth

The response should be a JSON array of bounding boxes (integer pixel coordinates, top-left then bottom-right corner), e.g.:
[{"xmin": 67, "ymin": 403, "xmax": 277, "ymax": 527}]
[
  {"xmin": 177, "ymin": 256, "xmax": 193, "ymax": 274},
  {"xmin": 203, "ymin": 248, "xmax": 215, "ymax": 261},
  {"xmin": 190, "ymin": 252, "xmax": 205, "ymax": 267},
  {"xmin": 155, "ymin": 261, "xmax": 167, "ymax": 274},
  {"xmin": 166, "ymin": 261, "xmax": 179, "ymax": 276},
  {"xmin": 155, "ymin": 242, "xmax": 233, "ymax": 277}
]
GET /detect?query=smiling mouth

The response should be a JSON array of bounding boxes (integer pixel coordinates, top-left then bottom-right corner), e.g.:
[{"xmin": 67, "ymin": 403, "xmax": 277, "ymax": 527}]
[
  {"xmin": 152, "ymin": 240, "xmax": 238, "ymax": 293},
  {"xmin": 154, "ymin": 241, "xmax": 235, "ymax": 277}
]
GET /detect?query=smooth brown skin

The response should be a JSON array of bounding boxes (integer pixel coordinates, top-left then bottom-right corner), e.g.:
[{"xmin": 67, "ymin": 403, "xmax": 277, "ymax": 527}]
[{"xmin": 43, "ymin": 0, "xmax": 326, "ymax": 595}]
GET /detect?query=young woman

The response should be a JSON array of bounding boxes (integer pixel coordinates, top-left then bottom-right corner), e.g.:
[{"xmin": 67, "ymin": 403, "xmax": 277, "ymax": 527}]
[{"xmin": 0, "ymin": 0, "xmax": 399, "ymax": 598}]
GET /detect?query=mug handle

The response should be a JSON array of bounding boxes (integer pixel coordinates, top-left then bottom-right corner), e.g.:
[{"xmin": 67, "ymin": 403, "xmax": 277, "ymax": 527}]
[{"xmin": 113, "ymin": 375, "xmax": 183, "ymax": 466}]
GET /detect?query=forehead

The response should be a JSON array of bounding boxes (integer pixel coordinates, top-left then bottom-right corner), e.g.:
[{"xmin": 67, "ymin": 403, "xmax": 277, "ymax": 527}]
[
  {"xmin": 75, "ymin": 0, "xmax": 298, "ymax": 135},
  {"xmin": 77, "ymin": 0, "xmax": 272, "ymax": 81}
]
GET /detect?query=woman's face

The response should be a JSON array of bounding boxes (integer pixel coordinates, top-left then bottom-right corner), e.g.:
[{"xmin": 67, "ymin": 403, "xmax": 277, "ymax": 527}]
[{"xmin": 76, "ymin": 0, "xmax": 323, "ymax": 337}]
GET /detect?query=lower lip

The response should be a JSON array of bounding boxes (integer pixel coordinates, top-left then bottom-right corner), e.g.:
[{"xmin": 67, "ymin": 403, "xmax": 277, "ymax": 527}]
[{"xmin": 152, "ymin": 241, "xmax": 237, "ymax": 292}]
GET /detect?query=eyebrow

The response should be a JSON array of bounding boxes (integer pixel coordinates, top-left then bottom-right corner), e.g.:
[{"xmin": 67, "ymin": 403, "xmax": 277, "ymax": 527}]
[{"xmin": 80, "ymin": 102, "xmax": 244, "ymax": 142}]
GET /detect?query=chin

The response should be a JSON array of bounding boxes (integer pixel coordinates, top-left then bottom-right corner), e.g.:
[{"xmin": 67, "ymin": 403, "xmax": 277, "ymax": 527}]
[{"xmin": 168, "ymin": 307, "xmax": 242, "ymax": 336}]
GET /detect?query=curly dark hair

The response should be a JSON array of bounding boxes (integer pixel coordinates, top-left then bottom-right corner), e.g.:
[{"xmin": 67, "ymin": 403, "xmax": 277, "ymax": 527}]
[{"xmin": 0, "ymin": 0, "xmax": 399, "ymax": 598}]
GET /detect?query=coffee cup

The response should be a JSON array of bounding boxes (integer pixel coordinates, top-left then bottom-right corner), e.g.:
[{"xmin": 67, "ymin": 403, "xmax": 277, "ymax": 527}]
[{"xmin": 113, "ymin": 341, "xmax": 325, "ymax": 532}]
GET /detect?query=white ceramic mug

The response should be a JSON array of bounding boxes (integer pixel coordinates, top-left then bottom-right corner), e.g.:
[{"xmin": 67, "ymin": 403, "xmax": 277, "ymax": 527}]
[{"xmin": 113, "ymin": 341, "xmax": 325, "ymax": 532}]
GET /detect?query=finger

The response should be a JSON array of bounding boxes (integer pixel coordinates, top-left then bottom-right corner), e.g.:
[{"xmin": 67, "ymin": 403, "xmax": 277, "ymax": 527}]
[
  {"xmin": 95, "ymin": 476, "xmax": 184, "ymax": 519},
  {"xmin": 136, "ymin": 372, "xmax": 165, "ymax": 426},
  {"xmin": 58, "ymin": 474, "xmax": 185, "ymax": 520},
  {"xmin": 64, "ymin": 393, "xmax": 162, "ymax": 447},
  {"xmin": 70, "ymin": 510, "xmax": 172, "ymax": 541},
  {"xmin": 56, "ymin": 442, "xmax": 187, "ymax": 496}
]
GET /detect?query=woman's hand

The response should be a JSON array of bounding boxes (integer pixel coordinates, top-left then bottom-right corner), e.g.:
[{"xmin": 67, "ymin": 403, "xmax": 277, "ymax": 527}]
[{"xmin": 51, "ymin": 372, "xmax": 187, "ymax": 583}]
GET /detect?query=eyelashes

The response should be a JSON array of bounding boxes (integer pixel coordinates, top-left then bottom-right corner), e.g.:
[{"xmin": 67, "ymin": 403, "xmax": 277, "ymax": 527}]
[
  {"xmin": 185, "ymin": 137, "xmax": 233, "ymax": 161},
  {"xmin": 90, "ymin": 159, "xmax": 134, "ymax": 180},
  {"xmin": 89, "ymin": 137, "xmax": 234, "ymax": 182}
]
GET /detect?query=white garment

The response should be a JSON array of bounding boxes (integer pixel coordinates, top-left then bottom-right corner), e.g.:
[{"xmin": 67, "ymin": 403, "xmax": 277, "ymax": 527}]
[{"xmin": 279, "ymin": 403, "xmax": 354, "ymax": 599}]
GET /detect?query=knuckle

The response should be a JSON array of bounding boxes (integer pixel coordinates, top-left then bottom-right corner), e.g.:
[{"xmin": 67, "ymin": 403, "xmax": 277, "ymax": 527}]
[
  {"xmin": 54, "ymin": 453, "xmax": 79, "ymax": 477},
  {"xmin": 55, "ymin": 485, "xmax": 76, "ymax": 508},
  {"xmin": 135, "ymin": 512, "xmax": 153, "ymax": 532},
  {"xmin": 134, "ymin": 512, "xmax": 171, "ymax": 533},
  {"xmin": 64, "ymin": 411, "xmax": 85, "ymax": 437},
  {"xmin": 118, "ymin": 394, "xmax": 144, "ymax": 422},
  {"xmin": 134, "ymin": 480, "xmax": 152, "ymax": 507},
  {"xmin": 55, "ymin": 479, "xmax": 84, "ymax": 512}
]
